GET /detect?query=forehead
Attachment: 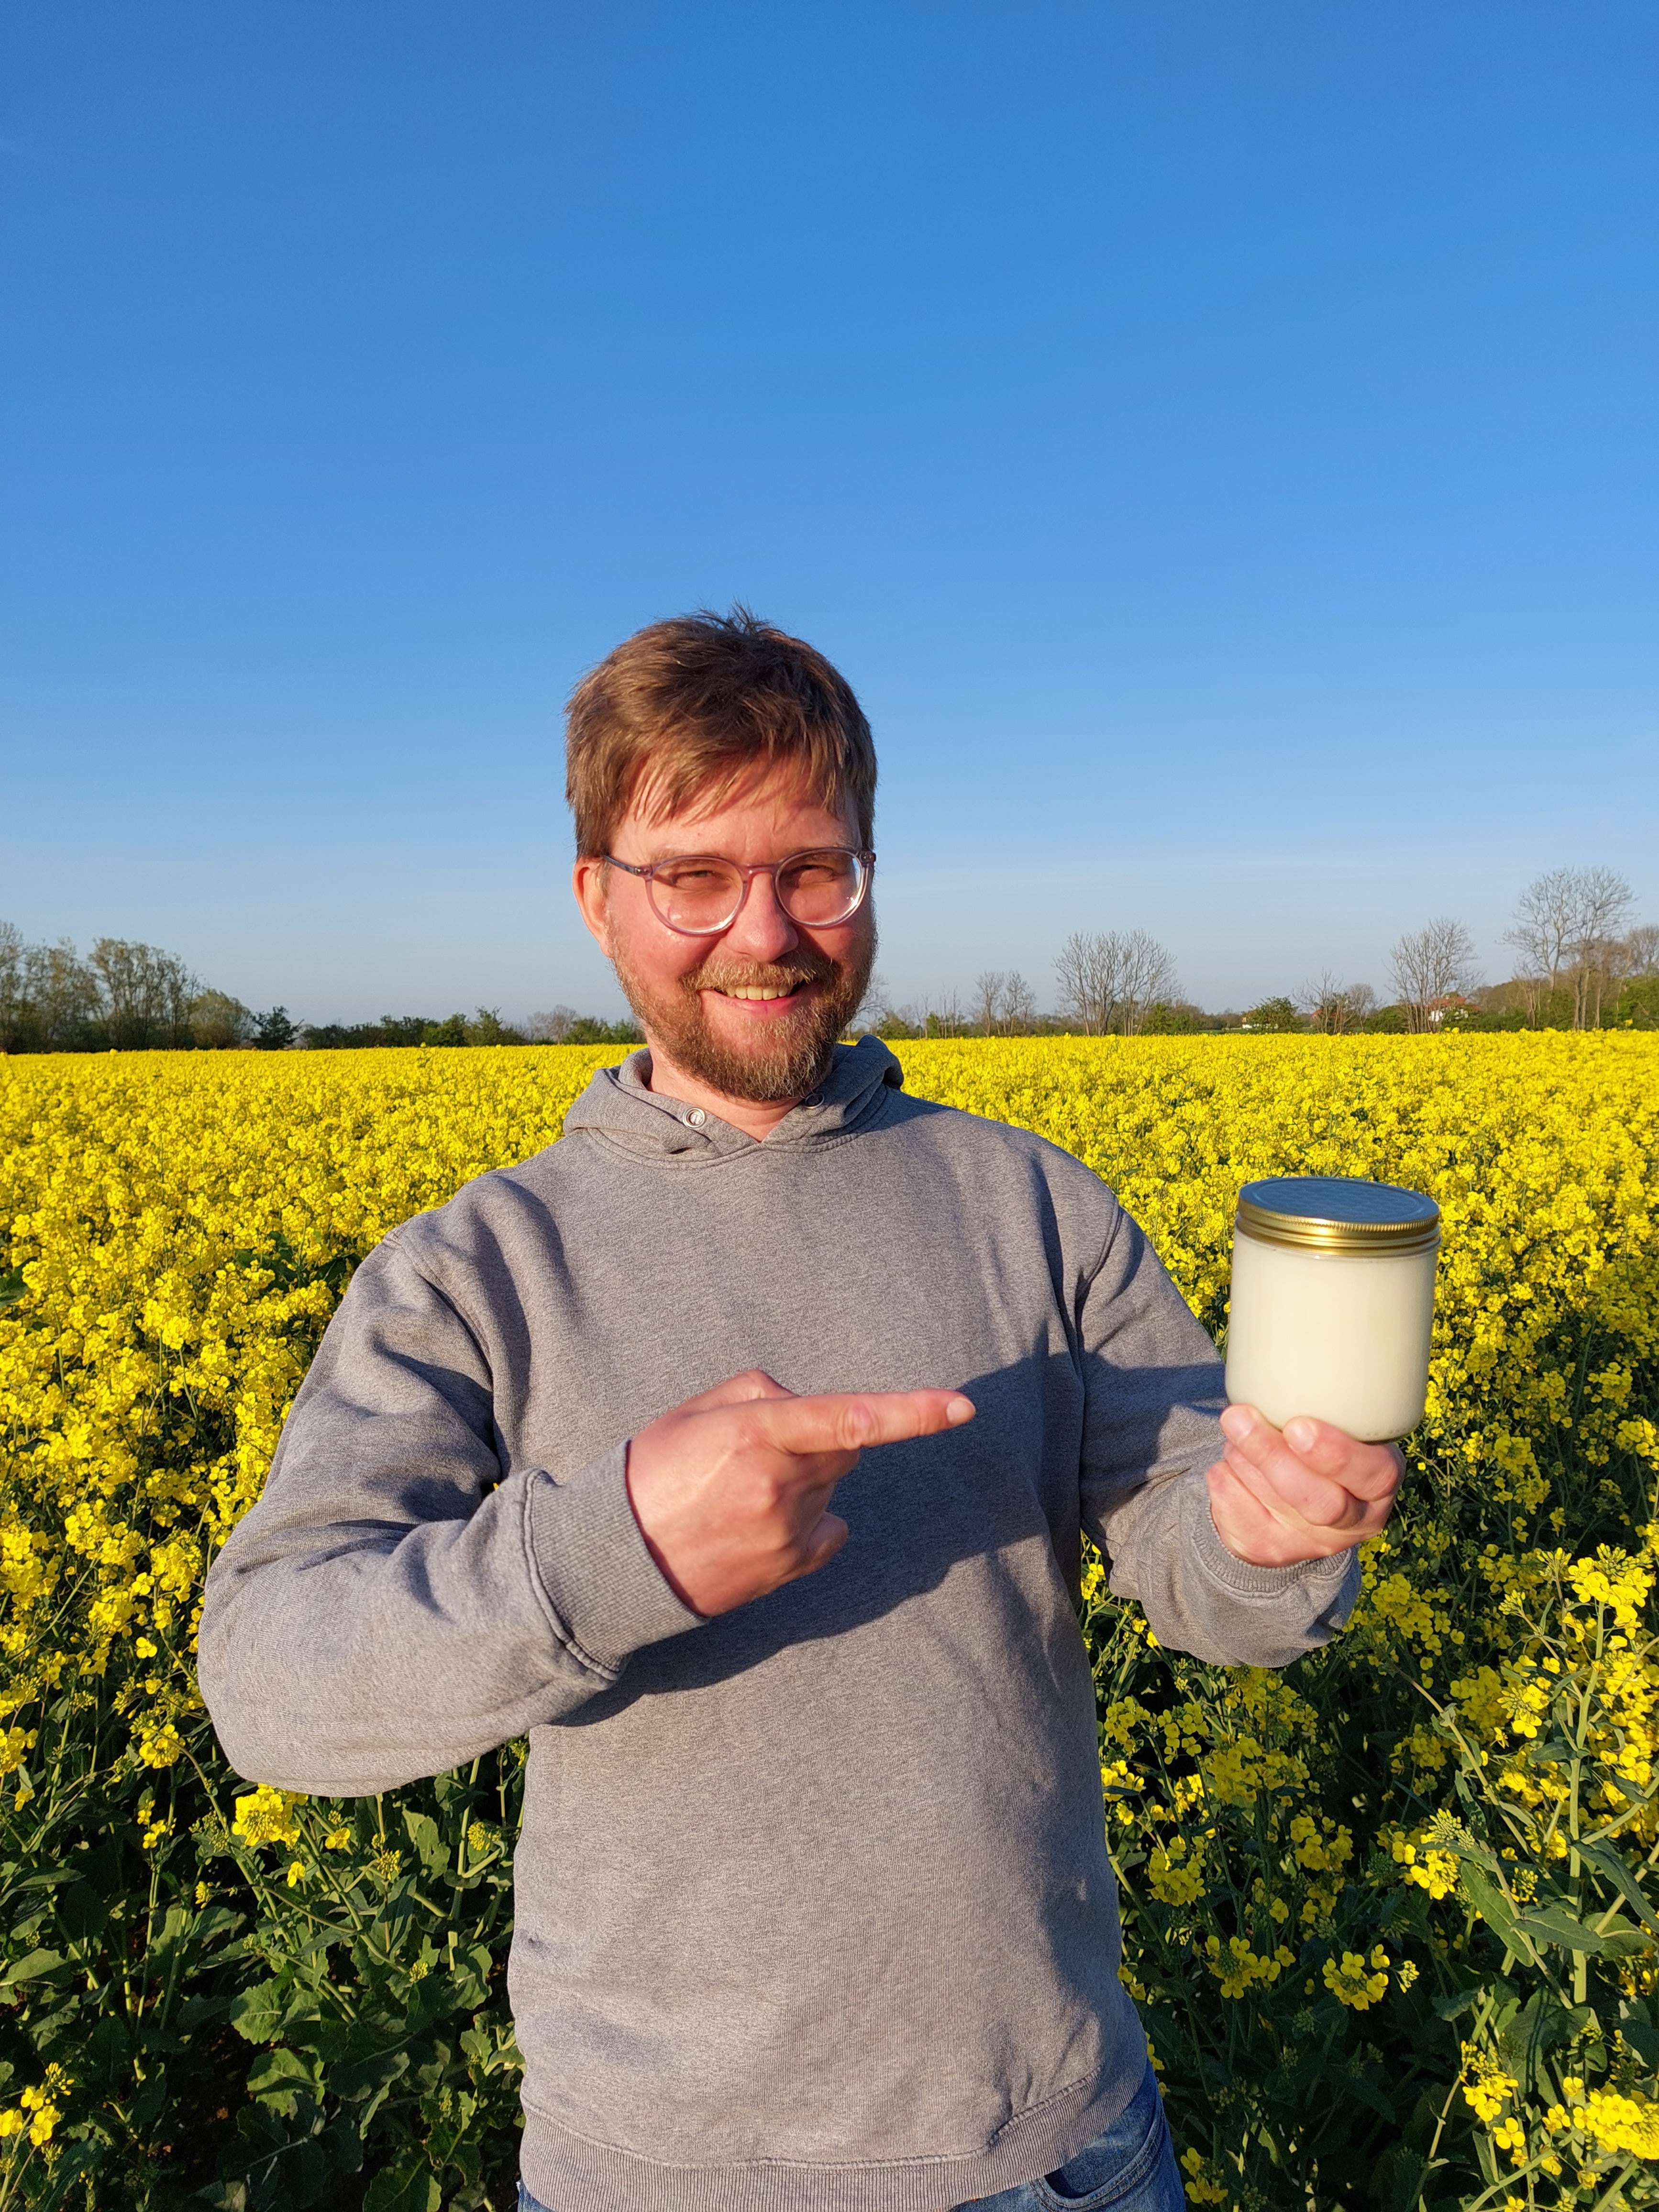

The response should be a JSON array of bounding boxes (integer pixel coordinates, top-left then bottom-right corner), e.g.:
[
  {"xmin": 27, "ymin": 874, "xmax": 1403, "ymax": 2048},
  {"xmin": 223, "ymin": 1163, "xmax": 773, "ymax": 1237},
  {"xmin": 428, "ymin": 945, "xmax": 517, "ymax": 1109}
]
[{"xmin": 621, "ymin": 762, "xmax": 856, "ymax": 855}]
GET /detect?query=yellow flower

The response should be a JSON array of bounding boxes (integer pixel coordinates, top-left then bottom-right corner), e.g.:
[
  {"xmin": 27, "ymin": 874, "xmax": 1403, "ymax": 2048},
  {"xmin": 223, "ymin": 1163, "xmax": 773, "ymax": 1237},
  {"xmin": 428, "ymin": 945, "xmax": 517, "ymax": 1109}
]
[
  {"xmin": 1319, "ymin": 1946, "xmax": 1390, "ymax": 2012},
  {"xmin": 1179, "ymin": 2148, "xmax": 1226, "ymax": 2204},
  {"xmin": 1461, "ymin": 2047, "xmax": 1519, "ymax": 2125},
  {"xmin": 1579, "ymin": 2086, "xmax": 1659, "ymax": 2158},
  {"xmin": 231, "ymin": 1783, "xmax": 304, "ymax": 1849}
]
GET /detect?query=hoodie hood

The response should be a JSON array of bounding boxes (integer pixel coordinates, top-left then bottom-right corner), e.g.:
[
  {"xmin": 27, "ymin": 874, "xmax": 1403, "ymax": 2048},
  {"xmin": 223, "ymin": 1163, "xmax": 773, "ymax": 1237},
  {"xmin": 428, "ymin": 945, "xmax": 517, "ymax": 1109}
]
[{"xmin": 560, "ymin": 1033, "xmax": 905, "ymax": 1160}]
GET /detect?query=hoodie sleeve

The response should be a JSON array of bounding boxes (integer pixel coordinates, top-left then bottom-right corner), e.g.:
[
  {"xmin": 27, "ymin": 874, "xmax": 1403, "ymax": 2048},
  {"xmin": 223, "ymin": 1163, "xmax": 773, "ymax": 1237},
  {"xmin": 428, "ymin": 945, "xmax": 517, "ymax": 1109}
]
[
  {"xmin": 1076, "ymin": 1202, "xmax": 1360, "ymax": 1669},
  {"xmin": 195, "ymin": 1231, "xmax": 705, "ymax": 1796}
]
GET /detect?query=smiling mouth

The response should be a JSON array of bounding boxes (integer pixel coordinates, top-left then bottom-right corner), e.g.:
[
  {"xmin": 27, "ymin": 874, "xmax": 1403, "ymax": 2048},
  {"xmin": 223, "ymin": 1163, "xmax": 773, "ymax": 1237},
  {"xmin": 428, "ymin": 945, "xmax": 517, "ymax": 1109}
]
[{"xmin": 708, "ymin": 982, "xmax": 810, "ymax": 1003}]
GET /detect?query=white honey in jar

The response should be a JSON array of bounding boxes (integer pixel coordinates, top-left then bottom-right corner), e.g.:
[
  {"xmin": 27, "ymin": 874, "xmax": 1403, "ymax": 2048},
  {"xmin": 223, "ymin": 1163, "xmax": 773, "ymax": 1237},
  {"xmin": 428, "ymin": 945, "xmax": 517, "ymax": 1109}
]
[{"xmin": 1223, "ymin": 1176, "xmax": 1440, "ymax": 1442}]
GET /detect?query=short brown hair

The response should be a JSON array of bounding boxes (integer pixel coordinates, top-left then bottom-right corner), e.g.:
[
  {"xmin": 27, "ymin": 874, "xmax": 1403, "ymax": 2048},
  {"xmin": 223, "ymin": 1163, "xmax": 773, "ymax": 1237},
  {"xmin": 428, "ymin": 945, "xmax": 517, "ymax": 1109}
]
[{"xmin": 564, "ymin": 606, "xmax": 877, "ymax": 857}]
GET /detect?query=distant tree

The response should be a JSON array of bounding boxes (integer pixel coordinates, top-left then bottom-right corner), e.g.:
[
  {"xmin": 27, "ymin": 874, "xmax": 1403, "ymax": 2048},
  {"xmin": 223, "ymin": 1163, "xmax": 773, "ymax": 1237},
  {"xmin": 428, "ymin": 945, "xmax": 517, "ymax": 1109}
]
[
  {"xmin": 923, "ymin": 991, "xmax": 970, "ymax": 1040},
  {"xmin": 0, "ymin": 923, "xmax": 33, "ymax": 1052},
  {"xmin": 1388, "ymin": 919, "xmax": 1481, "ymax": 1034},
  {"xmin": 465, "ymin": 1007, "xmax": 526, "ymax": 1045},
  {"xmin": 850, "ymin": 972, "xmax": 894, "ymax": 1036},
  {"xmin": 973, "ymin": 970, "xmax": 1037, "ymax": 1036},
  {"xmin": 188, "ymin": 990, "xmax": 254, "ymax": 1049},
  {"xmin": 422, "ymin": 1014, "xmax": 470, "ymax": 1048},
  {"xmin": 1141, "ymin": 1000, "xmax": 1202, "ymax": 1034},
  {"xmin": 25, "ymin": 940, "xmax": 102, "ymax": 1050},
  {"xmin": 251, "ymin": 1006, "xmax": 298, "ymax": 1050},
  {"xmin": 88, "ymin": 938, "xmax": 197, "ymax": 1049},
  {"xmin": 1296, "ymin": 973, "xmax": 1376, "ymax": 1035},
  {"xmin": 1503, "ymin": 867, "xmax": 1580, "ymax": 1013},
  {"xmin": 1364, "ymin": 1003, "xmax": 1408, "ymax": 1034},
  {"xmin": 1614, "ymin": 976, "xmax": 1659, "ymax": 1029},
  {"xmin": 525, "ymin": 1006, "xmax": 580, "ymax": 1043},
  {"xmin": 1053, "ymin": 930, "xmax": 1179, "ymax": 1036},
  {"xmin": 1504, "ymin": 865, "xmax": 1636, "ymax": 1029},
  {"xmin": 562, "ymin": 1016, "xmax": 644, "ymax": 1045},
  {"xmin": 376, "ymin": 1016, "xmax": 431, "ymax": 1047},
  {"xmin": 973, "ymin": 971, "xmax": 1006, "ymax": 1036},
  {"xmin": 1620, "ymin": 923, "xmax": 1659, "ymax": 978},
  {"xmin": 1244, "ymin": 995, "xmax": 1302, "ymax": 1033}
]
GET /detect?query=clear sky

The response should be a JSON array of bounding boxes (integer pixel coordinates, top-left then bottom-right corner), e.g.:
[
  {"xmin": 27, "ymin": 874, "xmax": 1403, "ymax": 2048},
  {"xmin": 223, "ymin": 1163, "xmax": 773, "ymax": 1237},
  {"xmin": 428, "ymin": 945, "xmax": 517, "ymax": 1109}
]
[{"xmin": 3, "ymin": 2, "xmax": 1655, "ymax": 1023}]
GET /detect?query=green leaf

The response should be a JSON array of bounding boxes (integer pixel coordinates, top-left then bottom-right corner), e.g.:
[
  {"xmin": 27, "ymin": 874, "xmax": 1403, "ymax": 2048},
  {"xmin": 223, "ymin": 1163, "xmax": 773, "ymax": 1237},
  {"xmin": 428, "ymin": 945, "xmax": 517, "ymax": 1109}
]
[
  {"xmin": 247, "ymin": 2046, "xmax": 314, "ymax": 2107},
  {"xmin": 229, "ymin": 1980, "xmax": 287, "ymax": 2044},
  {"xmin": 1457, "ymin": 1866, "xmax": 1534, "ymax": 1961},
  {"xmin": 0, "ymin": 1946, "xmax": 65, "ymax": 1988},
  {"xmin": 1578, "ymin": 1837, "xmax": 1659, "ymax": 1936},
  {"xmin": 402, "ymin": 1811, "xmax": 451, "ymax": 1878},
  {"xmin": 329, "ymin": 2045, "xmax": 411, "ymax": 2105},
  {"xmin": 1511, "ymin": 1905, "xmax": 1640, "ymax": 1957},
  {"xmin": 363, "ymin": 2157, "xmax": 442, "ymax": 2212}
]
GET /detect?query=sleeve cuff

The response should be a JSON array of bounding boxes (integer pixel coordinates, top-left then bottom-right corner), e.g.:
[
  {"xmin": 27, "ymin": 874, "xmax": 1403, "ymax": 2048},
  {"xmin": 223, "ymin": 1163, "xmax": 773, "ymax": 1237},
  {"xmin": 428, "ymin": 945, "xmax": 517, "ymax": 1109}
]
[
  {"xmin": 522, "ymin": 1441, "xmax": 707, "ymax": 1677},
  {"xmin": 1183, "ymin": 1468, "xmax": 1359, "ymax": 1597}
]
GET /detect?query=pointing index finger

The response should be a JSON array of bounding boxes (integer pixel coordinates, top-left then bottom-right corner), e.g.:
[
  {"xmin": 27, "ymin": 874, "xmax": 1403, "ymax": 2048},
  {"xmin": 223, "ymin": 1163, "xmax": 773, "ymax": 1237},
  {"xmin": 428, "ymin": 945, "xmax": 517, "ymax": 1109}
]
[{"xmin": 752, "ymin": 1389, "xmax": 976, "ymax": 1457}]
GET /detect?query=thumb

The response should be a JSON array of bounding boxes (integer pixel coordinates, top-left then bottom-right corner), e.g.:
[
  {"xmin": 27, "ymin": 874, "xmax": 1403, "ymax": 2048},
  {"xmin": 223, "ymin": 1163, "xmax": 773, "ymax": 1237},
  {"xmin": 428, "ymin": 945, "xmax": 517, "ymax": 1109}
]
[{"xmin": 675, "ymin": 1369, "xmax": 795, "ymax": 1416}]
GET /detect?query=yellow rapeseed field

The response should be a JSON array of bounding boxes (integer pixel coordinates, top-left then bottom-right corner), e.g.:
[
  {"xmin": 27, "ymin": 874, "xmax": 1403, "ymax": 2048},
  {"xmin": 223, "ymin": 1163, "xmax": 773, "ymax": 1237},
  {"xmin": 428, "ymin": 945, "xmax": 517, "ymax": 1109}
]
[{"xmin": 0, "ymin": 1034, "xmax": 1656, "ymax": 2210}]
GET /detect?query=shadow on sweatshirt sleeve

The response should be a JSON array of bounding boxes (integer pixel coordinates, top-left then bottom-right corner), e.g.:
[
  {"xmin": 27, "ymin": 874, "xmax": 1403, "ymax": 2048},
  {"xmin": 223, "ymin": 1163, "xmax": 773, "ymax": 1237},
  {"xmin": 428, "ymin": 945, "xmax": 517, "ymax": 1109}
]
[
  {"xmin": 195, "ymin": 1233, "xmax": 704, "ymax": 1797},
  {"xmin": 1077, "ymin": 1204, "xmax": 1360, "ymax": 1671}
]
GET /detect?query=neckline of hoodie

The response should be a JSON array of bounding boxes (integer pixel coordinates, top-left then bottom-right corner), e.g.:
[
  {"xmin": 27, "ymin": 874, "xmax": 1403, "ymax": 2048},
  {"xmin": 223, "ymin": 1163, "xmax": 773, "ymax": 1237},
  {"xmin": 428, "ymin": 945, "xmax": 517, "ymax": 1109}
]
[{"xmin": 567, "ymin": 1078, "xmax": 902, "ymax": 1171}]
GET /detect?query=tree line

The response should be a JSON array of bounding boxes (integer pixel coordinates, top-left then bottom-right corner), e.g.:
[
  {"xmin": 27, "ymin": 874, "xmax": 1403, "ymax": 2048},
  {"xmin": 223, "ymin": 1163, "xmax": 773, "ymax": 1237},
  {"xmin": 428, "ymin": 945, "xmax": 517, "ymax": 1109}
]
[
  {"xmin": 0, "ymin": 927, "xmax": 641, "ymax": 1054},
  {"xmin": 3, "ymin": 865, "xmax": 1651, "ymax": 1055},
  {"xmin": 859, "ymin": 866, "xmax": 1657, "ymax": 1039}
]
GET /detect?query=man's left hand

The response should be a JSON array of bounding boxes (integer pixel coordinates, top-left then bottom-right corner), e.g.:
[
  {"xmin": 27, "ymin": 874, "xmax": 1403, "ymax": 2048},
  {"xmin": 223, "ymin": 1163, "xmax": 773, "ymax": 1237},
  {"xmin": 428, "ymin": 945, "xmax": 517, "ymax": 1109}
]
[{"xmin": 1206, "ymin": 1404, "xmax": 1404, "ymax": 1568}]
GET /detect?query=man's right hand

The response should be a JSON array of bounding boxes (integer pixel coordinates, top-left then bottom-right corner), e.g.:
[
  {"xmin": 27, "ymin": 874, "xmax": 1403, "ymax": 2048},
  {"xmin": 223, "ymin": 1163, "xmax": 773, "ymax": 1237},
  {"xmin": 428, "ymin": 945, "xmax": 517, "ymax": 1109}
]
[{"xmin": 623, "ymin": 1370, "xmax": 976, "ymax": 1618}]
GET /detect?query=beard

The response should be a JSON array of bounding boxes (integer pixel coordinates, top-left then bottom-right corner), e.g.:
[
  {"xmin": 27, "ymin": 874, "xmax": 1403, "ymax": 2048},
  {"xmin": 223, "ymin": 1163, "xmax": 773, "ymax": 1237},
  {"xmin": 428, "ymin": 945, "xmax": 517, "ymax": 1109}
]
[{"xmin": 611, "ymin": 924, "xmax": 876, "ymax": 1105}]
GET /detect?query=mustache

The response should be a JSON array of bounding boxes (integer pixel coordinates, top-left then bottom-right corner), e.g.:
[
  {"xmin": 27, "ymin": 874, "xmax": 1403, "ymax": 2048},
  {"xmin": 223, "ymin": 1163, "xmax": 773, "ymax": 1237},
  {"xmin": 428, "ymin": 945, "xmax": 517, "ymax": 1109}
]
[{"xmin": 682, "ymin": 951, "xmax": 838, "ymax": 996}]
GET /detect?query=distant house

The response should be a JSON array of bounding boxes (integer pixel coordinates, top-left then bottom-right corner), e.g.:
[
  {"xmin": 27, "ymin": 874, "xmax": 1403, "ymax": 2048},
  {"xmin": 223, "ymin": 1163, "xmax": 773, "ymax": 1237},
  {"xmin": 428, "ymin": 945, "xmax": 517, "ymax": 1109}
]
[{"xmin": 1426, "ymin": 993, "xmax": 1475, "ymax": 1029}]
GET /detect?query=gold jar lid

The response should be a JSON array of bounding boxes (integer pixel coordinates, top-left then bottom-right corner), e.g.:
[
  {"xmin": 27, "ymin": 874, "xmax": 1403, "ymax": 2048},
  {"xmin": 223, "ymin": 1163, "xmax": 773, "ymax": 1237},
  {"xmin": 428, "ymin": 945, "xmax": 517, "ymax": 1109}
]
[{"xmin": 1235, "ymin": 1175, "xmax": 1441, "ymax": 1255}]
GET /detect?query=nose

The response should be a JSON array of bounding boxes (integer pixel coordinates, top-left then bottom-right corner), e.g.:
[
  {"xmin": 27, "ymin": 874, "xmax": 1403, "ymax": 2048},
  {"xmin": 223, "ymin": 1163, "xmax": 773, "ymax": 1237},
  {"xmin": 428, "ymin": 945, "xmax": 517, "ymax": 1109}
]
[{"xmin": 718, "ymin": 868, "xmax": 800, "ymax": 963}]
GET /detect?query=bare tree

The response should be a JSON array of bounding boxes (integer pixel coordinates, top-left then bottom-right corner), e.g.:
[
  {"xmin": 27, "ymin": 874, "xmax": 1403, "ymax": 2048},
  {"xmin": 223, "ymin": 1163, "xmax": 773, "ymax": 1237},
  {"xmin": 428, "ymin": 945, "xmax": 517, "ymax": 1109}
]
[
  {"xmin": 972, "ymin": 970, "xmax": 1038, "ymax": 1036},
  {"xmin": 1054, "ymin": 930, "xmax": 1180, "ymax": 1036},
  {"xmin": 1388, "ymin": 919, "xmax": 1481, "ymax": 1034},
  {"xmin": 1503, "ymin": 867, "xmax": 1580, "ymax": 1000},
  {"xmin": 525, "ymin": 1006, "xmax": 580, "ymax": 1043},
  {"xmin": 1296, "ymin": 972, "xmax": 1377, "ymax": 1036},
  {"xmin": 1617, "ymin": 923, "xmax": 1659, "ymax": 979},
  {"xmin": 1504, "ymin": 865, "xmax": 1637, "ymax": 1029},
  {"xmin": 1567, "ymin": 867, "xmax": 1636, "ymax": 1029}
]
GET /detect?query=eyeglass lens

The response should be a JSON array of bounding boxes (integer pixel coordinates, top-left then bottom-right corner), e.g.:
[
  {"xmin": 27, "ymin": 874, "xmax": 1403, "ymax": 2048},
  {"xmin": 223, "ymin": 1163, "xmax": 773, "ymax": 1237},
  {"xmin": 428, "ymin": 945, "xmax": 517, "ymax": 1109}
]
[{"xmin": 650, "ymin": 850, "xmax": 865, "ymax": 934}]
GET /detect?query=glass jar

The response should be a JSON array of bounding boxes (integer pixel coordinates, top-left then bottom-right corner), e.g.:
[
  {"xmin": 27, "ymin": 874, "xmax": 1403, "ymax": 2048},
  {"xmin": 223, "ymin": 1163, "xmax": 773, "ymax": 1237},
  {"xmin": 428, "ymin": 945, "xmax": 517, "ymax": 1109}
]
[{"xmin": 1223, "ymin": 1175, "xmax": 1441, "ymax": 1442}]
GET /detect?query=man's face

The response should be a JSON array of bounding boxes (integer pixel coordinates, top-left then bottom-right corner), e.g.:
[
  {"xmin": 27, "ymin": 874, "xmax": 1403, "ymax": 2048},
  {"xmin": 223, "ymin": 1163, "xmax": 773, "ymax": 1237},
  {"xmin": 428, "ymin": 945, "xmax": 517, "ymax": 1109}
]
[{"xmin": 573, "ymin": 767, "xmax": 876, "ymax": 1105}]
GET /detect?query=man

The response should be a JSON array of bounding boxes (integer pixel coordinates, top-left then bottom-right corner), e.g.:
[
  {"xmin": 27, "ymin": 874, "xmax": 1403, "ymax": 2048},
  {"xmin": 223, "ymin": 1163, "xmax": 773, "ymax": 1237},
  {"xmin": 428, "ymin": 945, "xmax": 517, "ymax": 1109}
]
[{"xmin": 199, "ymin": 609, "xmax": 1401, "ymax": 2212}]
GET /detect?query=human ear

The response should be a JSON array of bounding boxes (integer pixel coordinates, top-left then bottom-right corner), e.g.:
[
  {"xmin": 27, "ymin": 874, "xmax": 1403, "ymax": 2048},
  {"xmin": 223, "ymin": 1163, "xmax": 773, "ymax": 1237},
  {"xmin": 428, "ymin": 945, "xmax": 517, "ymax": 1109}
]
[{"xmin": 572, "ymin": 857, "xmax": 614, "ymax": 957}]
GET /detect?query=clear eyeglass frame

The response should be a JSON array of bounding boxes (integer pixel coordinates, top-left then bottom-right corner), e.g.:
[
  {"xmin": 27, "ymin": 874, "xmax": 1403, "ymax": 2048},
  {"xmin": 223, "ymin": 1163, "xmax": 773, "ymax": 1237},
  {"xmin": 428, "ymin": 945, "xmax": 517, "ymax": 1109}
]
[{"xmin": 601, "ymin": 846, "xmax": 876, "ymax": 937}]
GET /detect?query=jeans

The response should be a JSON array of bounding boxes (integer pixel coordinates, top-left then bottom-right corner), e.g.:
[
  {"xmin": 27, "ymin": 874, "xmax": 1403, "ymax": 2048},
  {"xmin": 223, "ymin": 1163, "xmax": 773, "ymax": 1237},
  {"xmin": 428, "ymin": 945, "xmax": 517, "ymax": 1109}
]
[{"xmin": 516, "ymin": 2060, "xmax": 1185, "ymax": 2212}]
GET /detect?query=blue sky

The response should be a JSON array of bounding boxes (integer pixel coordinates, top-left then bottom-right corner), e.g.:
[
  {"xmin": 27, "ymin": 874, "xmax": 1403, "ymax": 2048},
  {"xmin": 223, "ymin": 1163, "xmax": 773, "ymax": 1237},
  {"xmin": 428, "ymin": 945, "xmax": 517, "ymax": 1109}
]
[{"xmin": 3, "ymin": 1, "xmax": 1655, "ymax": 1022}]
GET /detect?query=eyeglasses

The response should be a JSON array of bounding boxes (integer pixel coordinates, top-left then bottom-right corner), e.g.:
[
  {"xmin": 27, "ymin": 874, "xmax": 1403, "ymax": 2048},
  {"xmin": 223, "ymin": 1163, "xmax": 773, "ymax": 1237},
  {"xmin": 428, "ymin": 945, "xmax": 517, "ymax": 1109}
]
[{"xmin": 602, "ymin": 846, "xmax": 875, "ymax": 937}]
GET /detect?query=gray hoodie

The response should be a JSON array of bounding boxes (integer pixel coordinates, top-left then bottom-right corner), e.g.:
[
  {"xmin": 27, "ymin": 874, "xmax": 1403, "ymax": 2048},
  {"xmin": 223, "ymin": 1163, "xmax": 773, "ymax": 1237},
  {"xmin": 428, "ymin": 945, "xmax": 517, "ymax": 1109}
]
[{"xmin": 197, "ymin": 1039, "xmax": 1360, "ymax": 2212}]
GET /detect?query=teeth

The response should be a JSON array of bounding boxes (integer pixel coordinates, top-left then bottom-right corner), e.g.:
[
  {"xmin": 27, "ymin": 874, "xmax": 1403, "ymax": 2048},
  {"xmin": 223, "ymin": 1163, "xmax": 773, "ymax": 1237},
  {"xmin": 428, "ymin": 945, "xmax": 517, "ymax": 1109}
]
[{"xmin": 721, "ymin": 985, "xmax": 796, "ymax": 1001}]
